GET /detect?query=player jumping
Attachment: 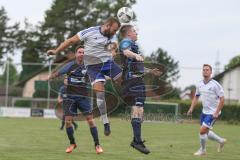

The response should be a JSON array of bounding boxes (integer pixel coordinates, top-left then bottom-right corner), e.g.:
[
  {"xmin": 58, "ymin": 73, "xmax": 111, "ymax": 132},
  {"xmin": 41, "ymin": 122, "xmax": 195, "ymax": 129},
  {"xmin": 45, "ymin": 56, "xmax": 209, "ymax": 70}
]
[
  {"xmin": 119, "ymin": 25, "xmax": 151, "ymax": 154},
  {"xmin": 47, "ymin": 17, "xmax": 122, "ymax": 136}
]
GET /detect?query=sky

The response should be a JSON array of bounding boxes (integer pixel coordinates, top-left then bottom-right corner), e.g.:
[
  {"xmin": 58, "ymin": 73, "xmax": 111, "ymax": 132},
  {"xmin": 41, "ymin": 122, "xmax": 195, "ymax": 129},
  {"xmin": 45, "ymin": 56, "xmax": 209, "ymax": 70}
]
[{"xmin": 0, "ymin": 0, "xmax": 240, "ymax": 89}]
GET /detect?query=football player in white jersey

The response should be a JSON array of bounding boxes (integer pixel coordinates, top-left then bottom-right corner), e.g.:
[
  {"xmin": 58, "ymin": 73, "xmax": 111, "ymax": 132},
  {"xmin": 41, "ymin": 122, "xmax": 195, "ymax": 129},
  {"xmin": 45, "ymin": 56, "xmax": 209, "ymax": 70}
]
[
  {"xmin": 187, "ymin": 64, "xmax": 227, "ymax": 156},
  {"xmin": 47, "ymin": 17, "xmax": 122, "ymax": 136}
]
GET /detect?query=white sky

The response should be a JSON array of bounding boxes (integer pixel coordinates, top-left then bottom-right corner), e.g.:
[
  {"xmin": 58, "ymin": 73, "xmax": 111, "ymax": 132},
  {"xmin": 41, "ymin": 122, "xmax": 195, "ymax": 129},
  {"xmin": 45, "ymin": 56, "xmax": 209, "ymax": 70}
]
[{"xmin": 1, "ymin": 0, "xmax": 240, "ymax": 89}]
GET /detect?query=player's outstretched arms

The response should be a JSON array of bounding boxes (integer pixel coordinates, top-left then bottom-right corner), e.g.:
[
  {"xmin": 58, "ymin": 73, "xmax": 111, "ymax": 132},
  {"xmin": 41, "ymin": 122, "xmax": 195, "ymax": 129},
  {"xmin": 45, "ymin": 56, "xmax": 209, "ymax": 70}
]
[{"xmin": 47, "ymin": 35, "xmax": 80, "ymax": 56}]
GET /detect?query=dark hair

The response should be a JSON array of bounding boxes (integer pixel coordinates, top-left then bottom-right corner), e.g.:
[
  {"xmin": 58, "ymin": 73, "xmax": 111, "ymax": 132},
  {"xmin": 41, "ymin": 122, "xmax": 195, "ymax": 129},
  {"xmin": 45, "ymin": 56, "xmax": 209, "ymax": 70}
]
[
  {"xmin": 120, "ymin": 25, "xmax": 133, "ymax": 38},
  {"xmin": 104, "ymin": 17, "xmax": 121, "ymax": 27},
  {"xmin": 203, "ymin": 64, "xmax": 212, "ymax": 71},
  {"xmin": 75, "ymin": 45, "xmax": 84, "ymax": 53}
]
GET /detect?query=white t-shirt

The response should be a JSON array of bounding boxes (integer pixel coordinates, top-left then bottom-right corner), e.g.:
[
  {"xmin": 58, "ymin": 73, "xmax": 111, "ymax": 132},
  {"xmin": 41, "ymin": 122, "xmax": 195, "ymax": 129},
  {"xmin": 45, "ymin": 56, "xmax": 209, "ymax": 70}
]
[
  {"xmin": 77, "ymin": 26, "xmax": 117, "ymax": 65},
  {"xmin": 195, "ymin": 79, "xmax": 224, "ymax": 114}
]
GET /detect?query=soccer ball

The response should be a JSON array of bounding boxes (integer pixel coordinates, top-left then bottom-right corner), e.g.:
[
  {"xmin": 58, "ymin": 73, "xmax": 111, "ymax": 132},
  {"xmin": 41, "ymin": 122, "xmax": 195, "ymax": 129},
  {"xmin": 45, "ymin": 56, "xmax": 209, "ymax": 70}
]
[{"xmin": 117, "ymin": 7, "xmax": 134, "ymax": 23}]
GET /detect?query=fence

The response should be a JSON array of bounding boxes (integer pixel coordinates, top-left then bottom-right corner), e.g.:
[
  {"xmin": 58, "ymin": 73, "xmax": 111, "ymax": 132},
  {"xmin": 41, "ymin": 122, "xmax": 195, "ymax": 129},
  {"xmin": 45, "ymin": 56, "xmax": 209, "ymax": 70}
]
[{"xmin": 0, "ymin": 58, "xmax": 239, "ymax": 110}]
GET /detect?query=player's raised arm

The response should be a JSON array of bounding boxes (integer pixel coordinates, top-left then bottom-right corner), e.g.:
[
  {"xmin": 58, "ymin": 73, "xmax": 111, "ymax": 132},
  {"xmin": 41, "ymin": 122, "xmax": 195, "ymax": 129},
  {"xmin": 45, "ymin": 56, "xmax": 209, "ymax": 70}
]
[
  {"xmin": 123, "ymin": 49, "xmax": 144, "ymax": 61},
  {"xmin": 47, "ymin": 35, "xmax": 80, "ymax": 55}
]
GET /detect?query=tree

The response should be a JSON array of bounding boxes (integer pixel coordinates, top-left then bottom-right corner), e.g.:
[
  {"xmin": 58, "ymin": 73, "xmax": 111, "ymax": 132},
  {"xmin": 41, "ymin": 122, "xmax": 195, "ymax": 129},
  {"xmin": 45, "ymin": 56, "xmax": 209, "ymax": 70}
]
[
  {"xmin": 0, "ymin": 6, "xmax": 19, "ymax": 59},
  {"xmin": 17, "ymin": 20, "xmax": 45, "ymax": 81},
  {"xmin": 224, "ymin": 55, "xmax": 240, "ymax": 70},
  {"xmin": 146, "ymin": 48, "xmax": 180, "ymax": 83},
  {"xmin": 145, "ymin": 48, "xmax": 180, "ymax": 100},
  {"xmin": 0, "ymin": 58, "xmax": 19, "ymax": 85}
]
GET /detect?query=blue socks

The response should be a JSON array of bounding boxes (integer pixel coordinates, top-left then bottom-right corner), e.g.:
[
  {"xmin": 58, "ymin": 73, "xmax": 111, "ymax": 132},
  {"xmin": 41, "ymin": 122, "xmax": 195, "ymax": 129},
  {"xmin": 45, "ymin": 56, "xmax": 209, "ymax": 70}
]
[
  {"xmin": 90, "ymin": 127, "xmax": 99, "ymax": 146},
  {"xmin": 66, "ymin": 127, "xmax": 75, "ymax": 144},
  {"xmin": 131, "ymin": 118, "xmax": 142, "ymax": 142}
]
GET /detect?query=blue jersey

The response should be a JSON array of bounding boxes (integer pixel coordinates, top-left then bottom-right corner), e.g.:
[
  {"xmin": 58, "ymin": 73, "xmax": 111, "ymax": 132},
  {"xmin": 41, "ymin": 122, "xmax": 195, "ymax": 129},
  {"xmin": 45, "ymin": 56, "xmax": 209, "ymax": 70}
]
[
  {"xmin": 119, "ymin": 38, "xmax": 144, "ymax": 80},
  {"xmin": 58, "ymin": 60, "xmax": 89, "ymax": 96},
  {"xmin": 58, "ymin": 85, "xmax": 67, "ymax": 98}
]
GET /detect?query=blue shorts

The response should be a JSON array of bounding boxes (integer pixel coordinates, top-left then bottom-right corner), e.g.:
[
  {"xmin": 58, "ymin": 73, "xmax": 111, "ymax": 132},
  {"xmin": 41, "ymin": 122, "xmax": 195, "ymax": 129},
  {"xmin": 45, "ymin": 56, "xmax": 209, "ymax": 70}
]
[
  {"xmin": 86, "ymin": 60, "xmax": 122, "ymax": 85},
  {"xmin": 63, "ymin": 95, "xmax": 92, "ymax": 116},
  {"xmin": 122, "ymin": 77, "xmax": 146, "ymax": 107},
  {"xmin": 200, "ymin": 113, "xmax": 217, "ymax": 129}
]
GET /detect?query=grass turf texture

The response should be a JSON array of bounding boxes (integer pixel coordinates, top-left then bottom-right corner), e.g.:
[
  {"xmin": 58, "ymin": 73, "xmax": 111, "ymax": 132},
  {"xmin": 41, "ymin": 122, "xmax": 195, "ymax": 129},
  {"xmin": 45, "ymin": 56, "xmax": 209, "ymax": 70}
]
[{"xmin": 0, "ymin": 117, "xmax": 239, "ymax": 160}]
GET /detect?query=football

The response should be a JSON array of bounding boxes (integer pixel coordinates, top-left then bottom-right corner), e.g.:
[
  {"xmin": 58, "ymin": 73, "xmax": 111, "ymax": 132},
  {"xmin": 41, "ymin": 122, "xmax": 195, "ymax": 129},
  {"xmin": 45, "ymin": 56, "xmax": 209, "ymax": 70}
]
[{"xmin": 117, "ymin": 7, "xmax": 134, "ymax": 23}]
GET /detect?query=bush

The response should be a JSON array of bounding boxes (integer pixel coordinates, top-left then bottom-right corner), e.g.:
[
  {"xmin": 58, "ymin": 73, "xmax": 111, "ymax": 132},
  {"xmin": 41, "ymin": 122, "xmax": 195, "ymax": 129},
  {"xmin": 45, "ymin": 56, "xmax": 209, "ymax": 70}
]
[
  {"xmin": 178, "ymin": 100, "xmax": 240, "ymax": 121},
  {"xmin": 14, "ymin": 100, "xmax": 31, "ymax": 107}
]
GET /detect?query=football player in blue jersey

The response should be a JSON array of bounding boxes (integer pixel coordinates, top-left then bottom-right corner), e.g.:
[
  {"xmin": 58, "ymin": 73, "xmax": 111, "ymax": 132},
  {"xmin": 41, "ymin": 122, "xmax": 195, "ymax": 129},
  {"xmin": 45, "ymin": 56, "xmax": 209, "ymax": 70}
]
[
  {"xmin": 119, "ymin": 25, "xmax": 150, "ymax": 154},
  {"xmin": 58, "ymin": 78, "xmax": 78, "ymax": 131},
  {"xmin": 48, "ymin": 46, "xmax": 103, "ymax": 154}
]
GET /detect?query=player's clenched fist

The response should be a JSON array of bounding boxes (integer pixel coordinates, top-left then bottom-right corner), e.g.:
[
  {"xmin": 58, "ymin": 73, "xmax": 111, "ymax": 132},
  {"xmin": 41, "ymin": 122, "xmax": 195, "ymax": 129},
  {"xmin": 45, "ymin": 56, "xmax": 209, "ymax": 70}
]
[{"xmin": 47, "ymin": 49, "xmax": 57, "ymax": 55}]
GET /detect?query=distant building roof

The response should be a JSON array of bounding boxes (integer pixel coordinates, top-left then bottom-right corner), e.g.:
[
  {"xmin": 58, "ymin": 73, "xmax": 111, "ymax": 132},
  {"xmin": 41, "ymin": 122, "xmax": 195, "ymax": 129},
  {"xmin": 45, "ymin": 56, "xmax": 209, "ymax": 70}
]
[
  {"xmin": 15, "ymin": 52, "xmax": 75, "ymax": 87},
  {"xmin": 213, "ymin": 64, "xmax": 240, "ymax": 81}
]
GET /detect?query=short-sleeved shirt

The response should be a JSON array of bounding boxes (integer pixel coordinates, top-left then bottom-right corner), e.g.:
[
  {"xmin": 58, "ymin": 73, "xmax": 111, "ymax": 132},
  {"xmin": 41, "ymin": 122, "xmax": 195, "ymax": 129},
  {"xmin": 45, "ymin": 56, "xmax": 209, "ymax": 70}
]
[
  {"xmin": 58, "ymin": 85, "xmax": 67, "ymax": 99},
  {"xmin": 195, "ymin": 79, "xmax": 224, "ymax": 114},
  {"xmin": 119, "ymin": 38, "xmax": 144, "ymax": 80},
  {"xmin": 58, "ymin": 60, "xmax": 89, "ymax": 96},
  {"xmin": 77, "ymin": 26, "xmax": 117, "ymax": 65}
]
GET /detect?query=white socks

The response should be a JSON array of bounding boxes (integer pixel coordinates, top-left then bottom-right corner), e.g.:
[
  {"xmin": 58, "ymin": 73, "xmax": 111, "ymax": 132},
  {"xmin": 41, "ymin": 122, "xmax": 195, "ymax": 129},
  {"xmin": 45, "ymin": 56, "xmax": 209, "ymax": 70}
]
[
  {"xmin": 96, "ymin": 92, "xmax": 109, "ymax": 124},
  {"xmin": 208, "ymin": 130, "xmax": 224, "ymax": 143},
  {"xmin": 100, "ymin": 114, "xmax": 109, "ymax": 124},
  {"xmin": 200, "ymin": 134, "xmax": 208, "ymax": 151}
]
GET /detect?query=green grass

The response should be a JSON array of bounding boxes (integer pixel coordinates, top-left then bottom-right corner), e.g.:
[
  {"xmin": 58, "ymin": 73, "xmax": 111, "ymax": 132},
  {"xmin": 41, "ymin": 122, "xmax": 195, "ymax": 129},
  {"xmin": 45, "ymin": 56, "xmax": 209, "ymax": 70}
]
[{"xmin": 0, "ymin": 117, "xmax": 239, "ymax": 160}]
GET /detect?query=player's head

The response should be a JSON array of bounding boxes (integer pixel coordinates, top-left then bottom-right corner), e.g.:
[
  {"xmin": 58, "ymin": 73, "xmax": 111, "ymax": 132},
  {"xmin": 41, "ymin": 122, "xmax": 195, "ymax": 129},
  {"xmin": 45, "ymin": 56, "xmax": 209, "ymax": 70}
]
[
  {"xmin": 102, "ymin": 17, "xmax": 121, "ymax": 38},
  {"xmin": 202, "ymin": 64, "xmax": 212, "ymax": 79},
  {"xmin": 120, "ymin": 25, "xmax": 137, "ymax": 41},
  {"xmin": 75, "ymin": 45, "xmax": 84, "ymax": 62}
]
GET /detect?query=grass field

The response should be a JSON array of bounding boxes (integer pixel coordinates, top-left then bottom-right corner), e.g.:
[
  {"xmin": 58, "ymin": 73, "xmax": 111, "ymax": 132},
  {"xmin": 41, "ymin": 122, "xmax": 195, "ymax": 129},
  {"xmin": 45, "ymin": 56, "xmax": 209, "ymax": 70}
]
[{"xmin": 0, "ymin": 117, "xmax": 239, "ymax": 160}]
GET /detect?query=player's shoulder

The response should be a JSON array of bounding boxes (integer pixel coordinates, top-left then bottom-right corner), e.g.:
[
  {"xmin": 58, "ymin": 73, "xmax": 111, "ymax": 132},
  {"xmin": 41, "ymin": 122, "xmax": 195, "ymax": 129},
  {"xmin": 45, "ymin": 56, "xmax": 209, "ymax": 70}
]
[
  {"xmin": 80, "ymin": 26, "xmax": 100, "ymax": 35},
  {"xmin": 210, "ymin": 79, "xmax": 222, "ymax": 87},
  {"xmin": 197, "ymin": 80, "xmax": 204, "ymax": 85},
  {"xmin": 120, "ymin": 38, "xmax": 133, "ymax": 49},
  {"xmin": 65, "ymin": 60, "xmax": 76, "ymax": 66}
]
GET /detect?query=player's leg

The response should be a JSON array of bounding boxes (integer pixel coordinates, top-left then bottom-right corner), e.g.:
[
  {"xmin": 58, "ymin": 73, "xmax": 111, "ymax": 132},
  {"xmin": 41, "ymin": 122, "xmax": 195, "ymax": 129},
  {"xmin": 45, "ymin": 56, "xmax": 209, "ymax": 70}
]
[
  {"xmin": 79, "ymin": 96, "xmax": 103, "ymax": 154},
  {"xmin": 87, "ymin": 64, "xmax": 111, "ymax": 136},
  {"xmin": 130, "ymin": 105, "xmax": 150, "ymax": 154},
  {"xmin": 131, "ymin": 106, "xmax": 143, "ymax": 142},
  {"xmin": 63, "ymin": 99, "xmax": 77, "ymax": 153},
  {"xmin": 60, "ymin": 114, "xmax": 65, "ymax": 130},
  {"xmin": 206, "ymin": 118, "xmax": 226, "ymax": 152},
  {"xmin": 85, "ymin": 114, "xmax": 103, "ymax": 154},
  {"xmin": 93, "ymin": 81, "xmax": 111, "ymax": 136},
  {"xmin": 72, "ymin": 120, "xmax": 78, "ymax": 130},
  {"xmin": 194, "ymin": 113, "xmax": 210, "ymax": 156}
]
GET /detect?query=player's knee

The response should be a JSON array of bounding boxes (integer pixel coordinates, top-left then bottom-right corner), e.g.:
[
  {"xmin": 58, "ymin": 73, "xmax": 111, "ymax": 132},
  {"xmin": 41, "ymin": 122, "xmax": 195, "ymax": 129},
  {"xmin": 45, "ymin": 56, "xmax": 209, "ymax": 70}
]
[
  {"xmin": 93, "ymin": 82, "xmax": 105, "ymax": 92},
  {"xmin": 87, "ymin": 119, "xmax": 95, "ymax": 127},
  {"xmin": 65, "ymin": 120, "xmax": 72, "ymax": 128},
  {"xmin": 200, "ymin": 127, "xmax": 209, "ymax": 134}
]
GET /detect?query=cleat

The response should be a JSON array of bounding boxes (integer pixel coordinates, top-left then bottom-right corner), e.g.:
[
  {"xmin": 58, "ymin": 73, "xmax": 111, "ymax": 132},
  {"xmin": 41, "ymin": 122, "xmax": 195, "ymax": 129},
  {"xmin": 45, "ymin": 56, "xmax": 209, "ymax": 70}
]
[
  {"xmin": 65, "ymin": 144, "xmax": 77, "ymax": 153},
  {"xmin": 193, "ymin": 149, "xmax": 206, "ymax": 156},
  {"xmin": 130, "ymin": 140, "xmax": 150, "ymax": 154},
  {"xmin": 104, "ymin": 123, "xmax": 111, "ymax": 136},
  {"xmin": 95, "ymin": 145, "xmax": 103, "ymax": 154},
  {"xmin": 218, "ymin": 139, "xmax": 227, "ymax": 152}
]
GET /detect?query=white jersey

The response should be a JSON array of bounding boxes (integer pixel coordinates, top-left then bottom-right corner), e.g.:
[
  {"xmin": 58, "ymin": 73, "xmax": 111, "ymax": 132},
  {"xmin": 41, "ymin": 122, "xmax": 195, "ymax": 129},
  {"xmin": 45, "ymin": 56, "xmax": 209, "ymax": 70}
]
[
  {"xmin": 77, "ymin": 26, "xmax": 117, "ymax": 65},
  {"xmin": 195, "ymin": 79, "xmax": 224, "ymax": 114}
]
